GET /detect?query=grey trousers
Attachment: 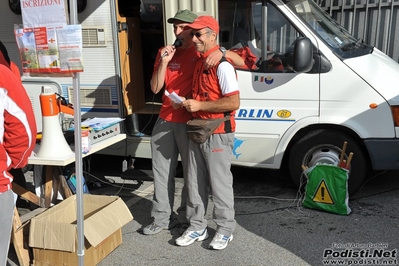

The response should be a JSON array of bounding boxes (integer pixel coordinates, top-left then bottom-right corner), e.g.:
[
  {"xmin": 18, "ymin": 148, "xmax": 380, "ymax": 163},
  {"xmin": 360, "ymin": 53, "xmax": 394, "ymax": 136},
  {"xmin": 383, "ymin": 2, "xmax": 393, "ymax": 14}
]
[
  {"xmin": 150, "ymin": 117, "xmax": 189, "ymax": 226},
  {"xmin": 186, "ymin": 133, "xmax": 236, "ymax": 236},
  {"xmin": 0, "ymin": 189, "xmax": 16, "ymax": 266}
]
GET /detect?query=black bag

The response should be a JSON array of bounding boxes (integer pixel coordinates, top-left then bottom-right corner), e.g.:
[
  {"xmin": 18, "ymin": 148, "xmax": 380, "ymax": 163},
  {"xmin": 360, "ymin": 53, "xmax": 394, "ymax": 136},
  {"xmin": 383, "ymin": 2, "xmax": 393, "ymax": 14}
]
[{"xmin": 186, "ymin": 116, "xmax": 230, "ymax": 144}]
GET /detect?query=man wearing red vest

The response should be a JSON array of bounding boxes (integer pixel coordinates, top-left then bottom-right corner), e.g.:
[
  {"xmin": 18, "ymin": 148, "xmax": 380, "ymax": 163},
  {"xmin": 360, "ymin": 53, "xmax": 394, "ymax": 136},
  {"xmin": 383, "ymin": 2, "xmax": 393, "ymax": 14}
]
[{"xmin": 176, "ymin": 16, "xmax": 240, "ymax": 250}]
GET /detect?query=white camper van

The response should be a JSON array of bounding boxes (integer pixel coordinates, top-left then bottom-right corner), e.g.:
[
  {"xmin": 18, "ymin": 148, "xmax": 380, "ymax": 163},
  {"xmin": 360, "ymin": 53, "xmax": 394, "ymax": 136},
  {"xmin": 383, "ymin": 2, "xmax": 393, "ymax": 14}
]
[{"xmin": 1, "ymin": 0, "xmax": 399, "ymax": 195}]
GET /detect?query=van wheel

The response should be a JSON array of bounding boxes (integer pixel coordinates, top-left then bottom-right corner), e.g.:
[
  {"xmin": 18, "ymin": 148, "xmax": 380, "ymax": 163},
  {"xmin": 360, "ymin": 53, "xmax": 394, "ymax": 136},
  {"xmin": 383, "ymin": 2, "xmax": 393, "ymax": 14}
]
[{"xmin": 288, "ymin": 129, "xmax": 368, "ymax": 195}]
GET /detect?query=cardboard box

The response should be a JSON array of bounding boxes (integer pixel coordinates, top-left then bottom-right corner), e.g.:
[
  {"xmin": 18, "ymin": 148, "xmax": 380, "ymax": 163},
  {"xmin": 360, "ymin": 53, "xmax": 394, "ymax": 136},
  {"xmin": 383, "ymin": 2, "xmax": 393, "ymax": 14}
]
[{"xmin": 29, "ymin": 194, "xmax": 133, "ymax": 266}]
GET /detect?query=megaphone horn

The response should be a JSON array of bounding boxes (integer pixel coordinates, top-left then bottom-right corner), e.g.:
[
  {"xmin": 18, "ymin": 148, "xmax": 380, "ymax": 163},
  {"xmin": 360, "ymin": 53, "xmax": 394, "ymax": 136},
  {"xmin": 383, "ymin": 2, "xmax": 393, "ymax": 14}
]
[{"xmin": 36, "ymin": 86, "xmax": 74, "ymax": 159}]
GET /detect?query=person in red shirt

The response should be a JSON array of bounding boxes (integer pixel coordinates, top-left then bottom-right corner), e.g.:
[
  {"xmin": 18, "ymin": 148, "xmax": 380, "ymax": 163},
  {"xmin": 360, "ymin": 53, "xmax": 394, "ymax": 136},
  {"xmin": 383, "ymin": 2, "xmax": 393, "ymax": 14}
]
[
  {"xmin": 143, "ymin": 10, "xmax": 243, "ymax": 235},
  {"xmin": 0, "ymin": 41, "xmax": 30, "ymax": 209},
  {"xmin": 0, "ymin": 63, "xmax": 37, "ymax": 265},
  {"xmin": 176, "ymin": 16, "xmax": 240, "ymax": 250}
]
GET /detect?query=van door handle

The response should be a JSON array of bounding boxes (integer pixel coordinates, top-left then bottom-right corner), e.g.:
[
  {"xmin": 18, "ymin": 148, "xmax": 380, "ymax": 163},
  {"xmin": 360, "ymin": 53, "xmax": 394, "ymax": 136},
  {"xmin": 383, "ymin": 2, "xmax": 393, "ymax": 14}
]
[{"xmin": 118, "ymin": 21, "xmax": 128, "ymax": 32}]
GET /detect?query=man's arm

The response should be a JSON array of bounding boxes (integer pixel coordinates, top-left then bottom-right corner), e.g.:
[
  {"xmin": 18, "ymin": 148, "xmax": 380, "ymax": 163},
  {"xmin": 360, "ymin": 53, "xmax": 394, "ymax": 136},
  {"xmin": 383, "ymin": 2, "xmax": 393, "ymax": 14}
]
[
  {"xmin": 226, "ymin": 50, "xmax": 245, "ymax": 66},
  {"xmin": 204, "ymin": 49, "xmax": 245, "ymax": 69},
  {"xmin": 149, "ymin": 45, "xmax": 176, "ymax": 94},
  {"xmin": 182, "ymin": 94, "xmax": 239, "ymax": 113},
  {"xmin": 150, "ymin": 60, "xmax": 167, "ymax": 94}
]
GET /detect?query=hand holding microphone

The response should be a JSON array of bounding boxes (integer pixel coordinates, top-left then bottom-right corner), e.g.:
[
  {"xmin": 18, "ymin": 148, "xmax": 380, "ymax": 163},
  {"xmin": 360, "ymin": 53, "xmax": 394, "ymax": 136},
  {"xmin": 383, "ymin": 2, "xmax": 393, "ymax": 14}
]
[{"xmin": 160, "ymin": 38, "xmax": 183, "ymax": 59}]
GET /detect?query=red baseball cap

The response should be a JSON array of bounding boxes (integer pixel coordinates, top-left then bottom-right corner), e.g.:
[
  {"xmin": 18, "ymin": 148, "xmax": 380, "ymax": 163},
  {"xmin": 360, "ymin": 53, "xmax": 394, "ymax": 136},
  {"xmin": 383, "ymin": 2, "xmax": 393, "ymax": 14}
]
[{"xmin": 185, "ymin": 16, "xmax": 219, "ymax": 34}]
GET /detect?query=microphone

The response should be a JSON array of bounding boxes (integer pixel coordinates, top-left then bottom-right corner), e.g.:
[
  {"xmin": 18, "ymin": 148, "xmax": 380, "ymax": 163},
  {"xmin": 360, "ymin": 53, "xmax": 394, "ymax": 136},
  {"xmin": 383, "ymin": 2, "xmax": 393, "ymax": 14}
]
[{"xmin": 160, "ymin": 39, "xmax": 183, "ymax": 59}]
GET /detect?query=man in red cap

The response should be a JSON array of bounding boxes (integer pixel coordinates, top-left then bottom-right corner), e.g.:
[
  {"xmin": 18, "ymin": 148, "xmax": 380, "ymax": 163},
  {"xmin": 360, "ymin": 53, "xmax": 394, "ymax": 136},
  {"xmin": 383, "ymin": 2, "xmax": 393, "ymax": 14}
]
[
  {"xmin": 176, "ymin": 16, "xmax": 240, "ymax": 250},
  {"xmin": 144, "ymin": 10, "xmax": 243, "ymax": 236}
]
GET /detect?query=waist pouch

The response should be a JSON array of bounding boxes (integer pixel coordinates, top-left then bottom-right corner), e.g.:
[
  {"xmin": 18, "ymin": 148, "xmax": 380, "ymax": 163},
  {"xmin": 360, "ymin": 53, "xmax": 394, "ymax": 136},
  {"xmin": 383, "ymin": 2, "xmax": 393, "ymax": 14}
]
[{"xmin": 186, "ymin": 116, "xmax": 230, "ymax": 144}]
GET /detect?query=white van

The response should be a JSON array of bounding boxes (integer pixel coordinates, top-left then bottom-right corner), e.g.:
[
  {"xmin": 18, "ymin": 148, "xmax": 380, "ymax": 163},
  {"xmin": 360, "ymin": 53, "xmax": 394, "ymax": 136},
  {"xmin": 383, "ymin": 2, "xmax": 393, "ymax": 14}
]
[
  {"xmin": 163, "ymin": 0, "xmax": 399, "ymax": 195},
  {"xmin": 1, "ymin": 0, "xmax": 398, "ymax": 195}
]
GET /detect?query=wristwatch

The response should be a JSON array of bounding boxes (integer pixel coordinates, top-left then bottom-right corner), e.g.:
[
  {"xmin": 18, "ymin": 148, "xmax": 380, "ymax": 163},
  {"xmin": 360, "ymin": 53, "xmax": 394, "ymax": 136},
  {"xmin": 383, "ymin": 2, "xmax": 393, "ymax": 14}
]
[{"xmin": 219, "ymin": 47, "xmax": 227, "ymax": 58}]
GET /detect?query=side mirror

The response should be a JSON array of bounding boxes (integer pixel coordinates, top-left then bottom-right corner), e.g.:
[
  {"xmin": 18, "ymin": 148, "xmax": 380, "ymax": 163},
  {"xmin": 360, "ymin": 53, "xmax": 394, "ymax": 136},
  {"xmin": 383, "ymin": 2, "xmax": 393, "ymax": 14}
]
[{"xmin": 293, "ymin": 37, "xmax": 313, "ymax": 73}]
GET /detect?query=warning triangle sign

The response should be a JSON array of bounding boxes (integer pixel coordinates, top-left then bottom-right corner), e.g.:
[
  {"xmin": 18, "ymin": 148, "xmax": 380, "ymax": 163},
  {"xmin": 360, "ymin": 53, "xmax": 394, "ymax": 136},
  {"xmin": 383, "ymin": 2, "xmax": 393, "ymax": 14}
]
[{"xmin": 312, "ymin": 179, "xmax": 335, "ymax": 205}]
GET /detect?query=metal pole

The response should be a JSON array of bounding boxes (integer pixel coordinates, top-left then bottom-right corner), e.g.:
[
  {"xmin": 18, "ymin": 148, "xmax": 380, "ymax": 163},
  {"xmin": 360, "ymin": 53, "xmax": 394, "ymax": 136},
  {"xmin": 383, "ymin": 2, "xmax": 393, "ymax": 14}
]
[
  {"xmin": 68, "ymin": 0, "xmax": 84, "ymax": 265},
  {"xmin": 261, "ymin": 0, "xmax": 268, "ymax": 70}
]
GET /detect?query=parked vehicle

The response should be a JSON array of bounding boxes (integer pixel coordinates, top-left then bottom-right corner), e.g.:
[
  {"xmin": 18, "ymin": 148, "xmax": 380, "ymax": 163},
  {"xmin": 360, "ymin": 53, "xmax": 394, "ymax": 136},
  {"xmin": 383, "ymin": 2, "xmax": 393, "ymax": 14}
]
[{"xmin": 1, "ymin": 0, "xmax": 399, "ymax": 195}]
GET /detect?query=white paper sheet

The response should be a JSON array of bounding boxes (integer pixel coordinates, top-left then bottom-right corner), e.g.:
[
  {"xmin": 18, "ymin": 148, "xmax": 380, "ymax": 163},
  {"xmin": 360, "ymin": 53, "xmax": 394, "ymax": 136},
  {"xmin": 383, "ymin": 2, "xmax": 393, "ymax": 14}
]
[{"xmin": 165, "ymin": 90, "xmax": 183, "ymax": 103}]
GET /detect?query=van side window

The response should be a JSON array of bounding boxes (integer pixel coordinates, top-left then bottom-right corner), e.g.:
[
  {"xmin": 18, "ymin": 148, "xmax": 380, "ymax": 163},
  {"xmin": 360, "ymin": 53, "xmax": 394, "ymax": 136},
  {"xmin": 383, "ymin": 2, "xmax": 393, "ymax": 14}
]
[{"xmin": 219, "ymin": 0, "xmax": 304, "ymax": 73}]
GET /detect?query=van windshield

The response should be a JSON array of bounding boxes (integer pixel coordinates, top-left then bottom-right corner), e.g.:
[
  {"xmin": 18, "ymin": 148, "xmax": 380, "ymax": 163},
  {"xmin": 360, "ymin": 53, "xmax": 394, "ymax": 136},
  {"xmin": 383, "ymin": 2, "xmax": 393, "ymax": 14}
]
[{"xmin": 285, "ymin": 0, "xmax": 373, "ymax": 58}]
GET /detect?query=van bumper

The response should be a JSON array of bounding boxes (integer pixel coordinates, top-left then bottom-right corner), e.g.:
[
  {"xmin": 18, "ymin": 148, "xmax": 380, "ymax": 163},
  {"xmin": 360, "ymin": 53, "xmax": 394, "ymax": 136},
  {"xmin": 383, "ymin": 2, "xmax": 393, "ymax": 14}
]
[{"xmin": 364, "ymin": 139, "xmax": 399, "ymax": 170}]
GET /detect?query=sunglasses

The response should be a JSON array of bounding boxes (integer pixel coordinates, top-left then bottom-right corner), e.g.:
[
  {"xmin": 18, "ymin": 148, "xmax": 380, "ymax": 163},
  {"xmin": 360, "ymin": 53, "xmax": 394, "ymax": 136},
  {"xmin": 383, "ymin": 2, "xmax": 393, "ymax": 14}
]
[{"xmin": 190, "ymin": 31, "xmax": 208, "ymax": 38}]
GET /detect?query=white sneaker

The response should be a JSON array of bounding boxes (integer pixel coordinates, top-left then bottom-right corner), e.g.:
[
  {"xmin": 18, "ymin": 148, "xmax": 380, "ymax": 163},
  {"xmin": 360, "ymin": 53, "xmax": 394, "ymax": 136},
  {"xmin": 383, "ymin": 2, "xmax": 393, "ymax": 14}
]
[
  {"xmin": 175, "ymin": 228, "xmax": 208, "ymax": 246},
  {"xmin": 209, "ymin": 233, "xmax": 233, "ymax": 250}
]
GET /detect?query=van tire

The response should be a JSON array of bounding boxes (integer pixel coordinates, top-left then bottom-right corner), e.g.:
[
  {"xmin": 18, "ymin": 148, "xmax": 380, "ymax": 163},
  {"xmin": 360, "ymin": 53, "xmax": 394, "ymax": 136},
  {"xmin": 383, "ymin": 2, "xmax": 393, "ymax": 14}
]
[{"xmin": 288, "ymin": 129, "xmax": 368, "ymax": 195}]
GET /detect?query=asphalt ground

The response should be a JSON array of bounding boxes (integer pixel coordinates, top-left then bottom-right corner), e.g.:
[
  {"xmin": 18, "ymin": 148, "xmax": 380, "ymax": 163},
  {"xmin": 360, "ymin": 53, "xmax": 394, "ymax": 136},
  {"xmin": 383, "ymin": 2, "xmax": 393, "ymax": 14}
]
[
  {"xmin": 8, "ymin": 155, "xmax": 399, "ymax": 266},
  {"xmin": 90, "ymin": 156, "xmax": 310, "ymax": 266}
]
